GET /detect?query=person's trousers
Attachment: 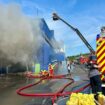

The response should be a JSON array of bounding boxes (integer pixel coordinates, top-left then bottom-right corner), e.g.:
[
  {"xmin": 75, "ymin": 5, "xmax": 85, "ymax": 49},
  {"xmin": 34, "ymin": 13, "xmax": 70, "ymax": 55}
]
[{"xmin": 90, "ymin": 75, "xmax": 102, "ymax": 94}]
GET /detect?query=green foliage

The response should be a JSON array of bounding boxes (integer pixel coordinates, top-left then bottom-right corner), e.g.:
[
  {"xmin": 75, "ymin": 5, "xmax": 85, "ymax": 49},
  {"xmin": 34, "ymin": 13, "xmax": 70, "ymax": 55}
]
[{"xmin": 67, "ymin": 53, "xmax": 89, "ymax": 60}]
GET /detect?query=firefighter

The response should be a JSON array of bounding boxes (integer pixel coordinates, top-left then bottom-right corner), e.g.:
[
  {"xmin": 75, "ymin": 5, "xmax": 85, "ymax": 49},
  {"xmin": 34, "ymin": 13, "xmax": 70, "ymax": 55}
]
[
  {"xmin": 100, "ymin": 26, "xmax": 105, "ymax": 37},
  {"xmin": 88, "ymin": 61, "xmax": 102, "ymax": 94},
  {"xmin": 48, "ymin": 64, "xmax": 54, "ymax": 76},
  {"xmin": 67, "ymin": 64, "xmax": 71, "ymax": 75}
]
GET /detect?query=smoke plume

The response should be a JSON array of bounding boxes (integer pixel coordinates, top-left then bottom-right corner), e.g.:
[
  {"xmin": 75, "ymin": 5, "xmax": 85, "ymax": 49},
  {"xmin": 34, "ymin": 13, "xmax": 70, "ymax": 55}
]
[{"xmin": 0, "ymin": 4, "xmax": 44, "ymax": 66}]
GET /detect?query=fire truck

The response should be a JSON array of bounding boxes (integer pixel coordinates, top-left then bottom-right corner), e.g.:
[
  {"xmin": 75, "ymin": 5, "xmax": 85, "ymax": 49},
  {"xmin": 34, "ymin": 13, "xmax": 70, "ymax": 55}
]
[
  {"xmin": 79, "ymin": 56, "xmax": 89, "ymax": 64},
  {"xmin": 52, "ymin": 13, "xmax": 105, "ymax": 82}
]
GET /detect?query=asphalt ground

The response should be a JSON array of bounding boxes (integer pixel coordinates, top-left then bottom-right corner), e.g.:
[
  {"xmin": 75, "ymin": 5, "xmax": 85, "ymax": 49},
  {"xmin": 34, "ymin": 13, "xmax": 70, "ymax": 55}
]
[{"xmin": 0, "ymin": 62, "xmax": 90, "ymax": 105}]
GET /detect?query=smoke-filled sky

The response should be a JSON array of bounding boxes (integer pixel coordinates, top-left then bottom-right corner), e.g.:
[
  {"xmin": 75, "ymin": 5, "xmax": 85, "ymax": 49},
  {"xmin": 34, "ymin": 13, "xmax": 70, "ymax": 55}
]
[
  {"xmin": 0, "ymin": 0, "xmax": 105, "ymax": 56},
  {"xmin": 0, "ymin": 4, "xmax": 45, "ymax": 65}
]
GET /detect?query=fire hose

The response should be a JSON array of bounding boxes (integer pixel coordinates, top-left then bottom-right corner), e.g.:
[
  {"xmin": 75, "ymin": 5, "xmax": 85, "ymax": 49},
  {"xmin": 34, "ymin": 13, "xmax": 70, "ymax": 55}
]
[
  {"xmin": 16, "ymin": 74, "xmax": 90, "ymax": 104},
  {"xmin": 16, "ymin": 63, "xmax": 90, "ymax": 105}
]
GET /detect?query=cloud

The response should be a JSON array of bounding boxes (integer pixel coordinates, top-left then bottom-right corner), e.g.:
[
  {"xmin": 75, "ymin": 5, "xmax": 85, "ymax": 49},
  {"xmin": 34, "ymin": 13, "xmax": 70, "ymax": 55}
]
[
  {"xmin": 21, "ymin": 0, "xmax": 45, "ymax": 12},
  {"xmin": 20, "ymin": 1, "xmax": 45, "ymax": 16},
  {"xmin": 67, "ymin": 0, "xmax": 77, "ymax": 8}
]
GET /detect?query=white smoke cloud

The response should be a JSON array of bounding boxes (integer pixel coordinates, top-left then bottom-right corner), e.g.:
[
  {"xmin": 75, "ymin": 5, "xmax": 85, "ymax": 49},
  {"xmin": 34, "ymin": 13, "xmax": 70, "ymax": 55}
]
[{"xmin": 0, "ymin": 4, "xmax": 44, "ymax": 66}]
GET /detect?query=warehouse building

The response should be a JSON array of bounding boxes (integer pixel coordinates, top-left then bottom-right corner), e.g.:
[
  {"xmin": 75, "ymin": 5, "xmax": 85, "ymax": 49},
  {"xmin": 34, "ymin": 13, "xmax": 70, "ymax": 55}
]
[
  {"xmin": 34, "ymin": 18, "xmax": 65, "ymax": 71},
  {"xmin": 0, "ymin": 18, "xmax": 65, "ymax": 74}
]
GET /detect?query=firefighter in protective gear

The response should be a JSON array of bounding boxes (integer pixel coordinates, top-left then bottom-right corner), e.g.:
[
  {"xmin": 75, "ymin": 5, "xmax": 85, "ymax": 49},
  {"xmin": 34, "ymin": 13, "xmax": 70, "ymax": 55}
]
[
  {"xmin": 100, "ymin": 26, "xmax": 105, "ymax": 37},
  {"xmin": 48, "ymin": 64, "xmax": 54, "ymax": 76},
  {"xmin": 88, "ymin": 61, "xmax": 102, "ymax": 94},
  {"xmin": 40, "ymin": 70, "xmax": 49, "ymax": 77}
]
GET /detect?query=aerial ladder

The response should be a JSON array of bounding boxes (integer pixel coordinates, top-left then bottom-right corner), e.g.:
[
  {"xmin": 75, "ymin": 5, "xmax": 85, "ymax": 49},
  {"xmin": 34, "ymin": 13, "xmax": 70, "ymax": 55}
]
[
  {"xmin": 52, "ymin": 13, "xmax": 95, "ymax": 53},
  {"xmin": 52, "ymin": 13, "xmax": 105, "ymax": 82}
]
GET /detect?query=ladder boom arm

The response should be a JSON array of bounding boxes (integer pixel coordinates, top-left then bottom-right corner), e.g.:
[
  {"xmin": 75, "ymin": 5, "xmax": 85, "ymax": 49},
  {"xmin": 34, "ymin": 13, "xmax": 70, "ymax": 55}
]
[{"xmin": 53, "ymin": 13, "xmax": 95, "ymax": 53}]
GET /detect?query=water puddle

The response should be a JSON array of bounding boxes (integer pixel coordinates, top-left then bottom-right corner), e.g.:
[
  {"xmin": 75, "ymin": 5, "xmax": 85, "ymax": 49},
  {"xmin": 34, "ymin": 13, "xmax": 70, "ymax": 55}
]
[{"xmin": 73, "ymin": 76, "xmax": 81, "ymax": 81}]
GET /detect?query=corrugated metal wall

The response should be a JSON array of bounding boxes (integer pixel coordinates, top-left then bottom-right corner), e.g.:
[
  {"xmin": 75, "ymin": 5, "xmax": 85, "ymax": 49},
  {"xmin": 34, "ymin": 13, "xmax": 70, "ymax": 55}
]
[
  {"xmin": 37, "ymin": 43, "xmax": 52, "ymax": 70},
  {"xmin": 35, "ymin": 19, "xmax": 65, "ymax": 71}
]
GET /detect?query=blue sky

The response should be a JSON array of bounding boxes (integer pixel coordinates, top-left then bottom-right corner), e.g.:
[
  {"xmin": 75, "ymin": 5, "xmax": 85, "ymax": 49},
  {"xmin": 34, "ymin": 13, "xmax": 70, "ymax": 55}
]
[{"xmin": 0, "ymin": 0, "xmax": 105, "ymax": 56}]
